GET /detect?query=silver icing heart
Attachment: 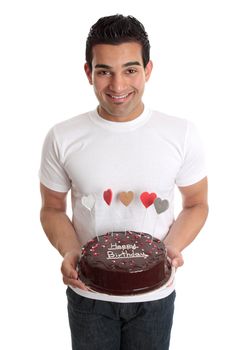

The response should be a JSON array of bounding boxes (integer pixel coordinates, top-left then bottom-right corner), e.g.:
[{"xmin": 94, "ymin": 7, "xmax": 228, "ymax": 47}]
[
  {"xmin": 154, "ymin": 198, "xmax": 169, "ymax": 214},
  {"xmin": 81, "ymin": 194, "xmax": 95, "ymax": 211}
]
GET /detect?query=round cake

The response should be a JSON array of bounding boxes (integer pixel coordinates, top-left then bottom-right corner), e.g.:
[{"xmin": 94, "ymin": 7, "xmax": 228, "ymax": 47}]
[{"xmin": 78, "ymin": 231, "xmax": 171, "ymax": 295}]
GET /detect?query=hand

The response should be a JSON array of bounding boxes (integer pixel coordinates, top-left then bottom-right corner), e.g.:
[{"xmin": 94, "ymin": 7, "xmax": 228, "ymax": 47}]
[
  {"xmin": 61, "ymin": 250, "xmax": 90, "ymax": 290},
  {"xmin": 165, "ymin": 245, "xmax": 184, "ymax": 269}
]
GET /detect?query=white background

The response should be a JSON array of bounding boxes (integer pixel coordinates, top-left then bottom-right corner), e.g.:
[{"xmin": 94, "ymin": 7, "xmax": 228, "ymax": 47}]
[{"xmin": 0, "ymin": 0, "xmax": 232, "ymax": 349}]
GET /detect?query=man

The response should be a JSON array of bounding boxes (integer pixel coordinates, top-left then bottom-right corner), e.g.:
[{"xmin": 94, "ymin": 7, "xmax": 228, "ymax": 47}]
[{"xmin": 39, "ymin": 14, "xmax": 208, "ymax": 350}]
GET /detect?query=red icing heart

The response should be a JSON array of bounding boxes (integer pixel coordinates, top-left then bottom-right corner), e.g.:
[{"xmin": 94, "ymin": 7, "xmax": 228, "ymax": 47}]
[
  {"xmin": 103, "ymin": 189, "xmax": 113, "ymax": 206},
  {"xmin": 140, "ymin": 192, "xmax": 157, "ymax": 208}
]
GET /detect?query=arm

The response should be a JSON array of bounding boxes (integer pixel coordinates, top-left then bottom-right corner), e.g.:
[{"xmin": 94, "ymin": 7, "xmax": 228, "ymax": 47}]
[
  {"xmin": 40, "ymin": 183, "xmax": 88, "ymax": 289},
  {"xmin": 163, "ymin": 177, "xmax": 209, "ymax": 268}
]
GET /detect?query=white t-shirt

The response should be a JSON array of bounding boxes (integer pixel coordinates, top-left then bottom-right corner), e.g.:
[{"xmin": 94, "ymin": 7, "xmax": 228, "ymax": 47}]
[{"xmin": 39, "ymin": 107, "xmax": 206, "ymax": 302}]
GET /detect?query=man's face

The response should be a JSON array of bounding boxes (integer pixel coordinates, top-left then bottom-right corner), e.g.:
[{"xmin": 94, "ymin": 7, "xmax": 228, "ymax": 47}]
[{"xmin": 84, "ymin": 42, "xmax": 153, "ymax": 122}]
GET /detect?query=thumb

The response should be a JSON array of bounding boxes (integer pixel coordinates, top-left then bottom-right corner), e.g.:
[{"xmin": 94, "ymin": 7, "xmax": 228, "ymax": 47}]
[{"xmin": 171, "ymin": 254, "xmax": 184, "ymax": 268}]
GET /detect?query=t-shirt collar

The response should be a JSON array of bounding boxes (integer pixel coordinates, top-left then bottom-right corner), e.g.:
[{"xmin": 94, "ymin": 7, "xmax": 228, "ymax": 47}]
[{"xmin": 89, "ymin": 106, "xmax": 151, "ymax": 132}]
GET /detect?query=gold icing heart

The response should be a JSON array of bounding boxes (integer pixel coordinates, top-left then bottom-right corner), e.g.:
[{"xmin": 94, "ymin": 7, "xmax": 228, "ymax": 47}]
[{"xmin": 119, "ymin": 191, "xmax": 134, "ymax": 207}]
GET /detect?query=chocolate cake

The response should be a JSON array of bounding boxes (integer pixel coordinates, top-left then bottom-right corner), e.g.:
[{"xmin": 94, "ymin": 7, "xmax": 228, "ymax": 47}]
[{"xmin": 78, "ymin": 231, "xmax": 171, "ymax": 295}]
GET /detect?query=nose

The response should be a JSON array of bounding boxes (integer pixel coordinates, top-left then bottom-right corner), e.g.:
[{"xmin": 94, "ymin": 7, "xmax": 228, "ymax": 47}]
[{"xmin": 108, "ymin": 73, "xmax": 127, "ymax": 93}]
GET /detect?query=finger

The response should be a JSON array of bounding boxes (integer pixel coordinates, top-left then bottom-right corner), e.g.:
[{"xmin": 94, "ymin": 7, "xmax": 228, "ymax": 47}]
[
  {"xmin": 63, "ymin": 275, "xmax": 90, "ymax": 290},
  {"xmin": 61, "ymin": 260, "xmax": 78, "ymax": 280}
]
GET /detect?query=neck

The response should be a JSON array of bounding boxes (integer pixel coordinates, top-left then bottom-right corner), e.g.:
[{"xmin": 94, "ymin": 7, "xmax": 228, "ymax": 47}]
[{"xmin": 97, "ymin": 104, "xmax": 144, "ymax": 122}]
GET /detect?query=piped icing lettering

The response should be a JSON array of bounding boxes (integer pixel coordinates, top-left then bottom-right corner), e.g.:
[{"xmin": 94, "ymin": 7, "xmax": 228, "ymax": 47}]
[
  {"xmin": 106, "ymin": 241, "xmax": 148, "ymax": 260},
  {"xmin": 107, "ymin": 250, "xmax": 148, "ymax": 260}
]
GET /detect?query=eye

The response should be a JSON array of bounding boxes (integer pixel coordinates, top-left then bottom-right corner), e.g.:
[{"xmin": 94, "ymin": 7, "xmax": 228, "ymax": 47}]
[
  {"xmin": 97, "ymin": 70, "xmax": 112, "ymax": 76},
  {"xmin": 125, "ymin": 68, "xmax": 137, "ymax": 74}
]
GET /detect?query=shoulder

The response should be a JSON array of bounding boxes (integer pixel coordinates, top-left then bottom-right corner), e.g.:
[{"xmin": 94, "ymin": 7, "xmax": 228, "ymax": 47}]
[
  {"xmin": 41, "ymin": 111, "xmax": 94, "ymax": 155},
  {"xmin": 52, "ymin": 110, "xmax": 93, "ymax": 138},
  {"xmin": 148, "ymin": 110, "xmax": 192, "ymax": 140},
  {"xmin": 149, "ymin": 110, "xmax": 188, "ymax": 128},
  {"xmin": 42, "ymin": 110, "xmax": 95, "ymax": 149}
]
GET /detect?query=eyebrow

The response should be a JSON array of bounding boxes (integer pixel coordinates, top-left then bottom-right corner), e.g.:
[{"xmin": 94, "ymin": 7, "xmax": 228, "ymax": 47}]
[{"xmin": 94, "ymin": 61, "xmax": 142, "ymax": 69}]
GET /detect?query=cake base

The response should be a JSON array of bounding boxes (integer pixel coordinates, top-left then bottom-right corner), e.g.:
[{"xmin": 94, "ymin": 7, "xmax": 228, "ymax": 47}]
[
  {"xmin": 78, "ymin": 231, "xmax": 171, "ymax": 296},
  {"xmin": 80, "ymin": 261, "xmax": 172, "ymax": 295}
]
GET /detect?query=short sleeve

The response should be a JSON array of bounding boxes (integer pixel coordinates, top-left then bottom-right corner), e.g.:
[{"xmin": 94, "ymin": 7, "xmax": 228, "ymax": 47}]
[
  {"xmin": 175, "ymin": 121, "xmax": 207, "ymax": 187},
  {"xmin": 39, "ymin": 127, "xmax": 71, "ymax": 192}
]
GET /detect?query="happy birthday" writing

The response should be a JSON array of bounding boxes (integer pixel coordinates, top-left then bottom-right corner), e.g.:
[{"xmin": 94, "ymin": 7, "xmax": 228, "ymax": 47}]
[
  {"xmin": 107, "ymin": 250, "xmax": 148, "ymax": 260},
  {"xmin": 109, "ymin": 243, "xmax": 138, "ymax": 251}
]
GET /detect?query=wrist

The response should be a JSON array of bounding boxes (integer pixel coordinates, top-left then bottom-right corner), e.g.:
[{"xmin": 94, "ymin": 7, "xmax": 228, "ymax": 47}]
[
  {"xmin": 60, "ymin": 245, "xmax": 81, "ymax": 258},
  {"xmin": 64, "ymin": 248, "xmax": 81, "ymax": 258}
]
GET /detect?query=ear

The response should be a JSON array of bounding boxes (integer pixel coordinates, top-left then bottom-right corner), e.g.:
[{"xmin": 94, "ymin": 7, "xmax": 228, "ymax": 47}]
[
  {"xmin": 145, "ymin": 60, "xmax": 153, "ymax": 81},
  {"xmin": 84, "ymin": 63, "xmax": 93, "ymax": 85}
]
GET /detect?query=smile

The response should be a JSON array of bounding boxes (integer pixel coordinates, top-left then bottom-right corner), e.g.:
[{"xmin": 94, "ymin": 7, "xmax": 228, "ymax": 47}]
[{"xmin": 106, "ymin": 92, "xmax": 133, "ymax": 102}]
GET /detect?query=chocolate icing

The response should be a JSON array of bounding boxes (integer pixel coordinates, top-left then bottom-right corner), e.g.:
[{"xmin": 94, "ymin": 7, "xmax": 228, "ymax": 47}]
[{"xmin": 78, "ymin": 231, "xmax": 171, "ymax": 295}]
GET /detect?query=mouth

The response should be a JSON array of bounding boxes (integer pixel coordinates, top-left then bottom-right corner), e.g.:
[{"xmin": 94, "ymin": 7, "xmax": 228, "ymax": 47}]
[{"xmin": 106, "ymin": 92, "xmax": 133, "ymax": 103}]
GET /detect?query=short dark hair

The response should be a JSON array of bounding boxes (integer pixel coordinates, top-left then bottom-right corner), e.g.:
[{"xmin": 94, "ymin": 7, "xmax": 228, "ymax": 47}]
[{"xmin": 85, "ymin": 14, "xmax": 150, "ymax": 70}]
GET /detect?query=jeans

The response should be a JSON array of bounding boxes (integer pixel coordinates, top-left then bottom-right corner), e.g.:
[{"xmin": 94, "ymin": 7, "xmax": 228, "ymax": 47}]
[{"xmin": 66, "ymin": 287, "xmax": 175, "ymax": 350}]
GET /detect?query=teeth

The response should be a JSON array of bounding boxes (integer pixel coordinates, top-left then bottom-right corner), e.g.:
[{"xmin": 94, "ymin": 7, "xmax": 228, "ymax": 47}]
[{"xmin": 110, "ymin": 94, "xmax": 129, "ymax": 99}]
